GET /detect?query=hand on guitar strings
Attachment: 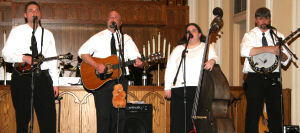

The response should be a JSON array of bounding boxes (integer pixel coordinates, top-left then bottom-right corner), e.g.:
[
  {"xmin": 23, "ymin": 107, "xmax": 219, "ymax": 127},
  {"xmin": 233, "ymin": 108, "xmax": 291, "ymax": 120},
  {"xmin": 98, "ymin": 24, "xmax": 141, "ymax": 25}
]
[
  {"xmin": 133, "ymin": 57, "xmax": 144, "ymax": 68},
  {"xmin": 22, "ymin": 55, "xmax": 38, "ymax": 65},
  {"xmin": 272, "ymin": 46, "xmax": 288, "ymax": 62},
  {"xmin": 95, "ymin": 63, "xmax": 105, "ymax": 74}
]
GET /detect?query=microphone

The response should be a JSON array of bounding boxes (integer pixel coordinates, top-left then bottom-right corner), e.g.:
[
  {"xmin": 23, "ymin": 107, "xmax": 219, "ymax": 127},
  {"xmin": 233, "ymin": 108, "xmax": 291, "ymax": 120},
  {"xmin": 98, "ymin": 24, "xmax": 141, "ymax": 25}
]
[
  {"xmin": 33, "ymin": 16, "xmax": 37, "ymax": 21},
  {"xmin": 187, "ymin": 31, "xmax": 193, "ymax": 39},
  {"xmin": 112, "ymin": 21, "xmax": 118, "ymax": 30},
  {"xmin": 267, "ymin": 24, "xmax": 276, "ymax": 29},
  {"xmin": 32, "ymin": 16, "xmax": 38, "ymax": 31}
]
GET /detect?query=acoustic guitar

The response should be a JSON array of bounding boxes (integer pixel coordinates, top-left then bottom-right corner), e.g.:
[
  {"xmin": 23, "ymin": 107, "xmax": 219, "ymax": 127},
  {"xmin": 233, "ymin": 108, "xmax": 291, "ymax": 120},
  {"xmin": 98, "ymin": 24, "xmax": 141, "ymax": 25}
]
[
  {"xmin": 14, "ymin": 53, "xmax": 73, "ymax": 75},
  {"xmin": 80, "ymin": 53, "xmax": 162, "ymax": 91}
]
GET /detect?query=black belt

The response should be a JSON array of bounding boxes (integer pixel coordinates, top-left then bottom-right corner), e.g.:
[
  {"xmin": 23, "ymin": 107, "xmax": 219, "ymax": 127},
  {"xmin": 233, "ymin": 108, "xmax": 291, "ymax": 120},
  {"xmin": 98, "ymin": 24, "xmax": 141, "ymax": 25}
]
[
  {"xmin": 12, "ymin": 69, "xmax": 49, "ymax": 76},
  {"xmin": 248, "ymin": 72, "xmax": 280, "ymax": 76},
  {"xmin": 247, "ymin": 72, "xmax": 280, "ymax": 83}
]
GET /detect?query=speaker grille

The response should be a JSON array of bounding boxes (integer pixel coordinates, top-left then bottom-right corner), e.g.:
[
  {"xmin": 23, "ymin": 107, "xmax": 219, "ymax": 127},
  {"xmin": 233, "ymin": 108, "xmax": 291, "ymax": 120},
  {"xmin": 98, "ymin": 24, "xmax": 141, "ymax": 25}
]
[{"xmin": 124, "ymin": 103, "xmax": 152, "ymax": 133}]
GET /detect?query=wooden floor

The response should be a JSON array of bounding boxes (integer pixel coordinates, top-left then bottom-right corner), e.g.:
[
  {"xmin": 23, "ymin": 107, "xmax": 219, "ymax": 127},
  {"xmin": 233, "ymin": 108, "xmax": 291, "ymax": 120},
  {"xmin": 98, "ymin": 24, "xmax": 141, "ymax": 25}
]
[{"xmin": 0, "ymin": 85, "xmax": 291, "ymax": 133}]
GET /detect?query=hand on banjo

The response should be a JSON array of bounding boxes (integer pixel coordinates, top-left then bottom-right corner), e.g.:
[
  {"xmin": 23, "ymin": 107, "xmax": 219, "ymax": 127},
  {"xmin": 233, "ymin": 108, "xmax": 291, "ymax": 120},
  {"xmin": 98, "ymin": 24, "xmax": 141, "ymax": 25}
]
[{"xmin": 272, "ymin": 46, "xmax": 288, "ymax": 61}]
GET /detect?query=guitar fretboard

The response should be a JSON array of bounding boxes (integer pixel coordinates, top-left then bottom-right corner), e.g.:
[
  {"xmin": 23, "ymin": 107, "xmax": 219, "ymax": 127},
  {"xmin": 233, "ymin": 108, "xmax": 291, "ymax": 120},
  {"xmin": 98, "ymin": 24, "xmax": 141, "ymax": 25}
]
[{"xmin": 111, "ymin": 57, "xmax": 147, "ymax": 70}]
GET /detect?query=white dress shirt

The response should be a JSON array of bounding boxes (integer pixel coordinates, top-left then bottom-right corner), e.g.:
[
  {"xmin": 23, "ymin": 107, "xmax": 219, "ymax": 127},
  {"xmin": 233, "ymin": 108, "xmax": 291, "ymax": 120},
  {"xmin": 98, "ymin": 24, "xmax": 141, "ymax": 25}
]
[
  {"xmin": 240, "ymin": 27, "xmax": 291, "ymax": 73},
  {"xmin": 164, "ymin": 42, "xmax": 218, "ymax": 90},
  {"xmin": 78, "ymin": 29, "xmax": 141, "ymax": 74},
  {"xmin": 2, "ymin": 24, "xmax": 59, "ymax": 86}
]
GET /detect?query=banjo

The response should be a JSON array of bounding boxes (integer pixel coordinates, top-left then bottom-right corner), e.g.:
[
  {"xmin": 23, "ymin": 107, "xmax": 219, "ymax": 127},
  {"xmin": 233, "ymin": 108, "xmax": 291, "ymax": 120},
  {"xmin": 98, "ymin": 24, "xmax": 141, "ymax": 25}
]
[{"xmin": 248, "ymin": 28, "xmax": 300, "ymax": 73}]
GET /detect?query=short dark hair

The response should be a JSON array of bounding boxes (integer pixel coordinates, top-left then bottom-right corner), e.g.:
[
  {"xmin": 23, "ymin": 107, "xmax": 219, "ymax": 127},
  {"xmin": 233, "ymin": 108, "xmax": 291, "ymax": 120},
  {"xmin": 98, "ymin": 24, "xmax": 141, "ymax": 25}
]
[
  {"xmin": 255, "ymin": 7, "xmax": 271, "ymax": 18},
  {"xmin": 24, "ymin": 1, "xmax": 41, "ymax": 24},
  {"xmin": 24, "ymin": 1, "xmax": 40, "ymax": 13}
]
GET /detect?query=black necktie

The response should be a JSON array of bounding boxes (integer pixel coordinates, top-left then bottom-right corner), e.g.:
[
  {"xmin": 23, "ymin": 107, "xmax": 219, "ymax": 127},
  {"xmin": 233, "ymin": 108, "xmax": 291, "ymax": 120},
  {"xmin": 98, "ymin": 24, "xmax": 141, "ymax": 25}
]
[
  {"xmin": 262, "ymin": 32, "xmax": 268, "ymax": 47},
  {"xmin": 111, "ymin": 33, "xmax": 117, "ymax": 55},
  {"xmin": 31, "ymin": 35, "xmax": 38, "ymax": 57}
]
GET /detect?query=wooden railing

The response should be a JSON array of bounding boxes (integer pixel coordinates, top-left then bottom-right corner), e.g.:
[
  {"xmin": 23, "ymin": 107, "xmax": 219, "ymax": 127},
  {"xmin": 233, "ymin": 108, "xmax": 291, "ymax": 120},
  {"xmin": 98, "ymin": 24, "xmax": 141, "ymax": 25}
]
[
  {"xmin": 0, "ymin": 85, "xmax": 291, "ymax": 133},
  {"xmin": 0, "ymin": 85, "xmax": 170, "ymax": 133}
]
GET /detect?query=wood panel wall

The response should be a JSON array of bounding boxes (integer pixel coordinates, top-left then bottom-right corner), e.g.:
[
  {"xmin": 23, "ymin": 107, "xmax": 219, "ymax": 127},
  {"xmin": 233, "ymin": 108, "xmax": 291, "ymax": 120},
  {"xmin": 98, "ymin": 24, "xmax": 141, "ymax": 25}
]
[
  {"xmin": 0, "ymin": 0, "xmax": 188, "ymax": 85},
  {"xmin": 1, "ymin": 0, "xmax": 188, "ymax": 57}
]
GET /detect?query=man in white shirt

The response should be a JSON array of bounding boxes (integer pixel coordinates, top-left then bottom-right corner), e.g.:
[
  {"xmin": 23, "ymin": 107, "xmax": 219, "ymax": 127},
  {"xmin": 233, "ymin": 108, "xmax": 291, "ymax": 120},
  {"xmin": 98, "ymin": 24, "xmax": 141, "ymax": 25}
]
[
  {"xmin": 2, "ymin": 1, "xmax": 59, "ymax": 133},
  {"xmin": 240, "ymin": 7, "xmax": 291, "ymax": 133},
  {"xmin": 78, "ymin": 10, "xmax": 143, "ymax": 133}
]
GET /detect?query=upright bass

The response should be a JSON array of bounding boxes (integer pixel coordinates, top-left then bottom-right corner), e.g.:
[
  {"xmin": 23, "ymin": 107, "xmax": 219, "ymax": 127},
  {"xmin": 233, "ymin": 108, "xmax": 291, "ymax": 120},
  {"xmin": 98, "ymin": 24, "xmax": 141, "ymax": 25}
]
[{"xmin": 190, "ymin": 7, "xmax": 235, "ymax": 133}]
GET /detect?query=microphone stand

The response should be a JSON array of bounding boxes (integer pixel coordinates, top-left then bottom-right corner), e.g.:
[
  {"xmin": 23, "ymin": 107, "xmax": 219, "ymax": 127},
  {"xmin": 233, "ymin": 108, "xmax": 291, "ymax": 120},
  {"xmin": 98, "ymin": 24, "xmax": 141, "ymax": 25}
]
[
  {"xmin": 172, "ymin": 34, "xmax": 192, "ymax": 133},
  {"xmin": 269, "ymin": 28, "xmax": 297, "ymax": 133},
  {"xmin": 114, "ymin": 25, "xmax": 125, "ymax": 133},
  {"xmin": 30, "ymin": 16, "xmax": 38, "ymax": 133}
]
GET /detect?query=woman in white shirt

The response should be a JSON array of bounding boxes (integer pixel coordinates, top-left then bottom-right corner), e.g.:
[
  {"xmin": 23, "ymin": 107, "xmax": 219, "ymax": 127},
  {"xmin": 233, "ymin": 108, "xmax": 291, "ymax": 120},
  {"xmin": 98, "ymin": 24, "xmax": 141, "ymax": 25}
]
[{"xmin": 164, "ymin": 23, "xmax": 217, "ymax": 133}]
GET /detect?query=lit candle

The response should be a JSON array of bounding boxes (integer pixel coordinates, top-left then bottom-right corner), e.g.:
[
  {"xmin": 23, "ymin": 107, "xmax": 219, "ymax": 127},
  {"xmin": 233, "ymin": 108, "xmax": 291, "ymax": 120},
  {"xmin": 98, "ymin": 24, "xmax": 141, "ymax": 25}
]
[
  {"xmin": 158, "ymin": 32, "xmax": 160, "ymax": 52},
  {"xmin": 148, "ymin": 40, "xmax": 150, "ymax": 56},
  {"xmin": 152, "ymin": 36, "xmax": 155, "ymax": 53},
  {"xmin": 163, "ymin": 38, "xmax": 166, "ymax": 58},
  {"xmin": 168, "ymin": 42, "xmax": 171, "ymax": 58},
  {"xmin": 143, "ymin": 45, "xmax": 145, "ymax": 56},
  {"xmin": 3, "ymin": 30, "xmax": 6, "ymax": 45}
]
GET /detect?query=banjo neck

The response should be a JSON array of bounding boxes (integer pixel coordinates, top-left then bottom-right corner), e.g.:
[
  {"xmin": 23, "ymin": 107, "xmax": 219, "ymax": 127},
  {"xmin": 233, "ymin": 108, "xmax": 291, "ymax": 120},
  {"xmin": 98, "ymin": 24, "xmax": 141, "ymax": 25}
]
[{"xmin": 274, "ymin": 28, "xmax": 300, "ymax": 46}]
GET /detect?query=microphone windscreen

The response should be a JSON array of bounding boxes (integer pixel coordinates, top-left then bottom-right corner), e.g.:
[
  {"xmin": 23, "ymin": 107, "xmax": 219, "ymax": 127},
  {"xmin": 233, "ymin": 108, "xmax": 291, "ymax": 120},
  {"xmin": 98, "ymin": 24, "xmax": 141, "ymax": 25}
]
[
  {"xmin": 112, "ymin": 21, "xmax": 118, "ymax": 30},
  {"xmin": 187, "ymin": 31, "xmax": 193, "ymax": 38},
  {"xmin": 266, "ymin": 24, "xmax": 276, "ymax": 29}
]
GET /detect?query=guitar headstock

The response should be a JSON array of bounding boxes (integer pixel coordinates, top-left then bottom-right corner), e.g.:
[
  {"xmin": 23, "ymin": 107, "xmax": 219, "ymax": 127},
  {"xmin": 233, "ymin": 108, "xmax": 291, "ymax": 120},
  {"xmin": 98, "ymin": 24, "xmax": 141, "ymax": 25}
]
[
  {"xmin": 147, "ymin": 52, "xmax": 165, "ymax": 63},
  {"xmin": 59, "ymin": 53, "xmax": 73, "ymax": 60}
]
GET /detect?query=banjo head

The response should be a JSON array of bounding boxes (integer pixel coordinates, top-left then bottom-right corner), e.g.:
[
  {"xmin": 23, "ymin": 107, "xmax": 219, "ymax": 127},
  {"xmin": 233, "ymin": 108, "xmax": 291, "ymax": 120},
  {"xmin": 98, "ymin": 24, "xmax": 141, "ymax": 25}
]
[{"xmin": 248, "ymin": 53, "xmax": 279, "ymax": 74}]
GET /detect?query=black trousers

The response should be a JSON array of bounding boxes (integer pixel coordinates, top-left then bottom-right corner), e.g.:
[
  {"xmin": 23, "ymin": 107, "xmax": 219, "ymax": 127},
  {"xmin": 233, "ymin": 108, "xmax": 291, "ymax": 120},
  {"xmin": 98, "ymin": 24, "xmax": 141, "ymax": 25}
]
[
  {"xmin": 10, "ymin": 70, "xmax": 56, "ymax": 133},
  {"xmin": 170, "ymin": 86, "xmax": 198, "ymax": 133},
  {"xmin": 244, "ymin": 73, "xmax": 283, "ymax": 133},
  {"xmin": 93, "ymin": 77, "xmax": 128, "ymax": 133}
]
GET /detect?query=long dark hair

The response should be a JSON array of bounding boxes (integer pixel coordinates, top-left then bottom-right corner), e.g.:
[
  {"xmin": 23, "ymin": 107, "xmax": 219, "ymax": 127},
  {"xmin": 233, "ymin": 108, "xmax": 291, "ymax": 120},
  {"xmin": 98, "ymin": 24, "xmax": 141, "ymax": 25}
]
[{"xmin": 178, "ymin": 23, "xmax": 206, "ymax": 45}]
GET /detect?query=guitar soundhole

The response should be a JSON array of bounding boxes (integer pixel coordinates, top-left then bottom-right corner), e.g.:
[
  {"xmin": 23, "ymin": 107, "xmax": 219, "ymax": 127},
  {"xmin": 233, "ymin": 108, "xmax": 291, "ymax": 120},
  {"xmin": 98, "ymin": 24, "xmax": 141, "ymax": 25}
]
[{"xmin": 105, "ymin": 64, "xmax": 113, "ymax": 74}]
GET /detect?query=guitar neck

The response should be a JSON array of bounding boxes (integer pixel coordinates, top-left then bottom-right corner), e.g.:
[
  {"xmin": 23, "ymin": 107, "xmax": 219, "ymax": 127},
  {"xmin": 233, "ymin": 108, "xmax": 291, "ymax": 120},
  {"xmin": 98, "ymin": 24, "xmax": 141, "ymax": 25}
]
[
  {"xmin": 112, "ymin": 57, "xmax": 146, "ymax": 70},
  {"xmin": 43, "ymin": 56, "xmax": 59, "ymax": 61}
]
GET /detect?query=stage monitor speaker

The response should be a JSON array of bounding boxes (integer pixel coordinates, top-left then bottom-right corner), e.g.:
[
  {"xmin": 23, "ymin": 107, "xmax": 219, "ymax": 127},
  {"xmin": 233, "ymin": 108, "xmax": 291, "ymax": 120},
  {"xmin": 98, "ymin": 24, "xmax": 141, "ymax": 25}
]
[{"xmin": 124, "ymin": 103, "xmax": 152, "ymax": 133}]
